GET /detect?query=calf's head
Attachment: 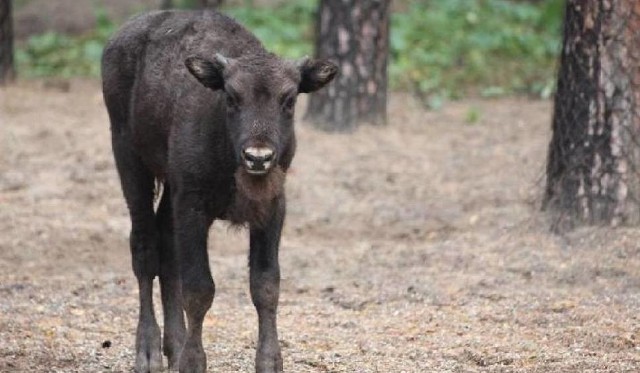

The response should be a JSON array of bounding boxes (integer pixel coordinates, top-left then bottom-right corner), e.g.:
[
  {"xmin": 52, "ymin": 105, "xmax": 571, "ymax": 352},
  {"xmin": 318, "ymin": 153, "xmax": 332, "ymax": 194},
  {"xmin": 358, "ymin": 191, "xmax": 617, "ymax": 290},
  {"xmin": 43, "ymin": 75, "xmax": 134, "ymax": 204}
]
[{"xmin": 185, "ymin": 53, "xmax": 337, "ymax": 176}]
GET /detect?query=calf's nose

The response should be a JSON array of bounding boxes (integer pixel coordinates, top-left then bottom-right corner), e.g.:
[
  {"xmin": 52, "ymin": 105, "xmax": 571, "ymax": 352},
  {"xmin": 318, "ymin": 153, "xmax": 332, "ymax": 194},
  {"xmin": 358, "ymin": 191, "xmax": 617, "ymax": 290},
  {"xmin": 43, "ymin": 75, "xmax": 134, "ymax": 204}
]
[{"xmin": 241, "ymin": 146, "xmax": 275, "ymax": 175}]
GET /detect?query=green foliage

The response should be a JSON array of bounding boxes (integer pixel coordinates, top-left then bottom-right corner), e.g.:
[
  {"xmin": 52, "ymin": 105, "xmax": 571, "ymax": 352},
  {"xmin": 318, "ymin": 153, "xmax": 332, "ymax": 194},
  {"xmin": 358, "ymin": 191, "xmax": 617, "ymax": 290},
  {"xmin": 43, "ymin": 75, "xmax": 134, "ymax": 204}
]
[
  {"xmin": 465, "ymin": 106, "xmax": 482, "ymax": 125},
  {"xmin": 391, "ymin": 0, "xmax": 563, "ymax": 104},
  {"xmin": 224, "ymin": 0, "xmax": 316, "ymax": 58},
  {"xmin": 15, "ymin": 0, "xmax": 563, "ymax": 101},
  {"xmin": 16, "ymin": 7, "xmax": 115, "ymax": 77}
]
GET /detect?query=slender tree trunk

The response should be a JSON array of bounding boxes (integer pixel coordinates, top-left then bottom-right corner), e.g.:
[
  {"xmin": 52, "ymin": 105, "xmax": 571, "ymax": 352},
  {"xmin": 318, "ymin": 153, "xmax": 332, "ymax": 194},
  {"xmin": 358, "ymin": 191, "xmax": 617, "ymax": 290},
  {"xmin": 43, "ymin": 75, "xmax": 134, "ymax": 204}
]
[
  {"xmin": 544, "ymin": 0, "xmax": 640, "ymax": 229},
  {"xmin": 0, "ymin": 0, "xmax": 15, "ymax": 85},
  {"xmin": 306, "ymin": 0, "xmax": 390, "ymax": 132}
]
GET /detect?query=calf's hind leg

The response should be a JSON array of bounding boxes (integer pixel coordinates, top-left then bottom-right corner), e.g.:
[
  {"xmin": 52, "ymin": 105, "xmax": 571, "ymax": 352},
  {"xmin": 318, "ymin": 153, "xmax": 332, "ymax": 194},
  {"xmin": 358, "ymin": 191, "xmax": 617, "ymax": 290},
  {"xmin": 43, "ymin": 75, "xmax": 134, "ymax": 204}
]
[
  {"xmin": 111, "ymin": 134, "xmax": 163, "ymax": 373},
  {"xmin": 173, "ymin": 192, "xmax": 215, "ymax": 373}
]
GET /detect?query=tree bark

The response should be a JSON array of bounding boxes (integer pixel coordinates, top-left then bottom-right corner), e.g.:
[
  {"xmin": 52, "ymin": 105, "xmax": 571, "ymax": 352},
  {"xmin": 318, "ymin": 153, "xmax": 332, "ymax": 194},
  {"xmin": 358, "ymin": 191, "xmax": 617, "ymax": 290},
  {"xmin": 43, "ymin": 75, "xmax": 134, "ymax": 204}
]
[
  {"xmin": 306, "ymin": 0, "xmax": 390, "ymax": 132},
  {"xmin": 0, "ymin": 0, "xmax": 15, "ymax": 85},
  {"xmin": 544, "ymin": 0, "xmax": 640, "ymax": 229}
]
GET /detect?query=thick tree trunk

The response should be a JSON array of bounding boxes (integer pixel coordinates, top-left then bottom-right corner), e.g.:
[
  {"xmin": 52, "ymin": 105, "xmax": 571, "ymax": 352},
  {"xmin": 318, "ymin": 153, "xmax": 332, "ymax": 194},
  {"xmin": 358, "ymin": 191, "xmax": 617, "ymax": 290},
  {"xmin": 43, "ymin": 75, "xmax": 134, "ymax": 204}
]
[
  {"xmin": 306, "ymin": 0, "xmax": 390, "ymax": 132},
  {"xmin": 544, "ymin": 0, "xmax": 640, "ymax": 229},
  {"xmin": 0, "ymin": 0, "xmax": 15, "ymax": 85}
]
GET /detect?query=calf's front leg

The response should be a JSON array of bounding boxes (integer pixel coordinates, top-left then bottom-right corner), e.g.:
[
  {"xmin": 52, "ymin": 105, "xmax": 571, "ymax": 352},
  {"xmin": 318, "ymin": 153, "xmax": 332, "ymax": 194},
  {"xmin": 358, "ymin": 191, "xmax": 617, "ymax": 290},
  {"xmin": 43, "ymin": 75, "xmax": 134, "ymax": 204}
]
[
  {"xmin": 156, "ymin": 185, "xmax": 186, "ymax": 370},
  {"xmin": 173, "ymin": 193, "xmax": 215, "ymax": 373},
  {"xmin": 249, "ymin": 197, "xmax": 285, "ymax": 373}
]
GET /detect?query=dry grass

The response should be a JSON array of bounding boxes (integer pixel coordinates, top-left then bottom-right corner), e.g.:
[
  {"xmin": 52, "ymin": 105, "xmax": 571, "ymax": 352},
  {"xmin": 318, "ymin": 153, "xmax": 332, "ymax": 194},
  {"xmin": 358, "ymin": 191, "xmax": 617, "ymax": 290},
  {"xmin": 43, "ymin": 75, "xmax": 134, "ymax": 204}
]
[{"xmin": 1, "ymin": 80, "xmax": 640, "ymax": 372}]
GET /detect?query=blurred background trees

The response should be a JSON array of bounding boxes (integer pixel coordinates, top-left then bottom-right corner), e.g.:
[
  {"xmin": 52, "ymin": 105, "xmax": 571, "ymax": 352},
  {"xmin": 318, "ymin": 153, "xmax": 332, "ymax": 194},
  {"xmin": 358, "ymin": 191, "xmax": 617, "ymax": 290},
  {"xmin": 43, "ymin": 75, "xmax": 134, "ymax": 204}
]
[
  {"xmin": 7, "ymin": 0, "xmax": 562, "ymax": 128},
  {"xmin": 9, "ymin": 0, "xmax": 564, "ymax": 103}
]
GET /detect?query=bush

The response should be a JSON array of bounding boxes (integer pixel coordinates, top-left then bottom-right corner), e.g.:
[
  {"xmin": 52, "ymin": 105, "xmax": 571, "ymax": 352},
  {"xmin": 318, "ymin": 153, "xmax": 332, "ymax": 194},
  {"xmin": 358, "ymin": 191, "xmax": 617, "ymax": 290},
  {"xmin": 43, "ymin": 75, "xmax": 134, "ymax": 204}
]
[
  {"xmin": 16, "ymin": 7, "xmax": 115, "ymax": 77},
  {"xmin": 225, "ymin": 0, "xmax": 316, "ymax": 58},
  {"xmin": 391, "ymin": 0, "xmax": 563, "ymax": 104}
]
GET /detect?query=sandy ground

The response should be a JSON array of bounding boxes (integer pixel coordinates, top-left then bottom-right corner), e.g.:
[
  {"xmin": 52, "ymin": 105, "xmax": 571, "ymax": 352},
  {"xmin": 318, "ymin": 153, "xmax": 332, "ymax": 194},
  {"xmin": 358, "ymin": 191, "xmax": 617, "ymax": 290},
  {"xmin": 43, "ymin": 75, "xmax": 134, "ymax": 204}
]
[{"xmin": 1, "ymin": 80, "xmax": 640, "ymax": 372}]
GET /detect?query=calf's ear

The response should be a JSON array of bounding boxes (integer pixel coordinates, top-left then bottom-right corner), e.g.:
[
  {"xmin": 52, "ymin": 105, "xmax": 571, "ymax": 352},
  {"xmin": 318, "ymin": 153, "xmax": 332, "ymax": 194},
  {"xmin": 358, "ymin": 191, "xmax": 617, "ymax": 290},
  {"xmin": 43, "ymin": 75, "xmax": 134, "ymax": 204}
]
[
  {"xmin": 185, "ymin": 54, "xmax": 229, "ymax": 90},
  {"xmin": 298, "ymin": 57, "xmax": 338, "ymax": 93}
]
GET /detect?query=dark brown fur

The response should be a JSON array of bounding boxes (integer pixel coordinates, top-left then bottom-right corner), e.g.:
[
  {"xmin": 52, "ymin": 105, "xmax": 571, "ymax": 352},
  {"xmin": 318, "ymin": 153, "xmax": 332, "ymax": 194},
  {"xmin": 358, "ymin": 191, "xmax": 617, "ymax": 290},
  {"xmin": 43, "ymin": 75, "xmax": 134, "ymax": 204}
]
[
  {"xmin": 101, "ymin": 9, "xmax": 337, "ymax": 373},
  {"xmin": 226, "ymin": 167, "xmax": 286, "ymax": 227}
]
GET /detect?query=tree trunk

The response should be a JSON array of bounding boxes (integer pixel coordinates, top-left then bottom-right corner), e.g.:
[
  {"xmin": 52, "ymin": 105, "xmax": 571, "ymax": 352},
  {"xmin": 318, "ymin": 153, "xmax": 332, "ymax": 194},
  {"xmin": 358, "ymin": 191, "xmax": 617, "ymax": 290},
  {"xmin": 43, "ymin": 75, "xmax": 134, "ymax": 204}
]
[
  {"xmin": 0, "ymin": 0, "xmax": 15, "ymax": 85},
  {"xmin": 544, "ymin": 0, "xmax": 640, "ymax": 229},
  {"xmin": 306, "ymin": 0, "xmax": 390, "ymax": 132}
]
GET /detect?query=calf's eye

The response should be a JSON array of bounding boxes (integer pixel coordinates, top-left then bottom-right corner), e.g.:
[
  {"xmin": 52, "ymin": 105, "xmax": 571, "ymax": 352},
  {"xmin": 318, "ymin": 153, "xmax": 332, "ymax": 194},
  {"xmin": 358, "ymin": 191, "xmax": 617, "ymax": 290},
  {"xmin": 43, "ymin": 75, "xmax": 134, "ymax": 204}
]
[{"xmin": 282, "ymin": 96, "xmax": 296, "ymax": 113}]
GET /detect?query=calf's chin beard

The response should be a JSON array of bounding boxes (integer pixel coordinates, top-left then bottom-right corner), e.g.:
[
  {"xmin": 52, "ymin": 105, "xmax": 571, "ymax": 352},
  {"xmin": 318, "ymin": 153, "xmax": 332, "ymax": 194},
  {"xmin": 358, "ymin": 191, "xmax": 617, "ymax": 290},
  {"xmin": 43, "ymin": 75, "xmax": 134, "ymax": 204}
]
[
  {"xmin": 234, "ymin": 166, "xmax": 285, "ymax": 201},
  {"xmin": 227, "ymin": 166, "xmax": 286, "ymax": 228}
]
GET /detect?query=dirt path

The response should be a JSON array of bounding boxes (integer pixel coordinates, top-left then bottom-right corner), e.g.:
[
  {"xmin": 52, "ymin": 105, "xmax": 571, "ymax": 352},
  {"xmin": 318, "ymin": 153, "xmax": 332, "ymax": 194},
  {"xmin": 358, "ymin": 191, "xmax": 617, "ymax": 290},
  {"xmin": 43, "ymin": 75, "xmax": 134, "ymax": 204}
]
[{"xmin": 1, "ymin": 81, "xmax": 639, "ymax": 372}]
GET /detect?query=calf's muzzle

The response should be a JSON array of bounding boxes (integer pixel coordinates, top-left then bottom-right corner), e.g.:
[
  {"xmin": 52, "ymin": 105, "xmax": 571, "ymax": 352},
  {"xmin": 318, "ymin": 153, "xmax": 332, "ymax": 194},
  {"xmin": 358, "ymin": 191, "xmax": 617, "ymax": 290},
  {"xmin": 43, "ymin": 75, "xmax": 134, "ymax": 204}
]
[{"xmin": 241, "ymin": 146, "xmax": 276, "ymax": 175}]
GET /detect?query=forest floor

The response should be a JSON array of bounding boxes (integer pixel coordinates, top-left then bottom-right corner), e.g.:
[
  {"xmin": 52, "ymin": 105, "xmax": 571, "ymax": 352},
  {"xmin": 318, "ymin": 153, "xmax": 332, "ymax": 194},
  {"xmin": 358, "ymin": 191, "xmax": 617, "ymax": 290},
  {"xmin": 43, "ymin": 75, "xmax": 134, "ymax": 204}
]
[{"xmin": 1, "ymin": 80, "xmax": 640, "ymax": 372}]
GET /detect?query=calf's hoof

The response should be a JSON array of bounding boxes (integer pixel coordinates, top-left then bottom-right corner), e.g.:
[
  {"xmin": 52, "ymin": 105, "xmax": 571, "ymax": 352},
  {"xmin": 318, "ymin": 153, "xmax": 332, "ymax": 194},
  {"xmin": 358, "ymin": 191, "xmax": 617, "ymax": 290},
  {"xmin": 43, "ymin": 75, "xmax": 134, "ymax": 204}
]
[
  {"xmin": 255, "ymin": 352, "xmax": 283, "ymax": 373},
  {"xmin": 178, "ymin": 340, "xmax": 207, "ymax": 373},
  {"xmin": 135, "ymin": 353, "xmax": 163, "ymax": 373},
  {"xmin": 164, "ymin": 333, "xmax": 185, "ymax": 371},
  {"xmin": 134, "ymin": 338, "xmax": 163, "ymax": 373},
  {"xmin": 166, "ymin": 351, "xmax": 181, "ymax": 372},
  {"xmin": 134, "ymin": 324, "xmax": 163, "ymax": 373}
]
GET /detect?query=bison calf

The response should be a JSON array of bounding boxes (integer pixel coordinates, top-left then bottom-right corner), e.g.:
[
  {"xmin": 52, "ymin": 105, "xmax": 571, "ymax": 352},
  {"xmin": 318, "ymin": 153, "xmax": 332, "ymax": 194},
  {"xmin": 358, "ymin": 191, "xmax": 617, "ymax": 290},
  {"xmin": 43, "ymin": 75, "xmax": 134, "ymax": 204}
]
[{"xmin": 101, "ymin": 10, "xmax": 337, "ymax": 373}]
